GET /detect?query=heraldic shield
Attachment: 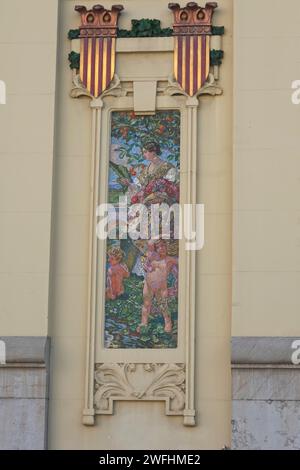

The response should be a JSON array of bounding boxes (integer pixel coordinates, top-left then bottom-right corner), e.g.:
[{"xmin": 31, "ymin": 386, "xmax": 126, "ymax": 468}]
[
  {"xmin": 75, "ymin": 5, "xmax": 123, "ymax": 98},
  {"xmin": 169, "ymin": 2, "xmax": 218, "ymax": 97}
]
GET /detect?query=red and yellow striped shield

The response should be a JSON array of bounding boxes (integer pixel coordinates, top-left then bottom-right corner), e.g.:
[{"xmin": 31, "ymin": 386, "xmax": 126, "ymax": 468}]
[
  {"xmin": 80, "ymin": 36, "xmax": 116, "ymax": 98},
  {"xmin": 174, "ymin": 35, "xmax": 210, "ymax": 97},
  {"xmin": 169, "ymin": 2, "xmax": 218, "ymax": 97},
  {"xmin": 75, "ymin": 5, "xmax": 123, "ymax": 98}
]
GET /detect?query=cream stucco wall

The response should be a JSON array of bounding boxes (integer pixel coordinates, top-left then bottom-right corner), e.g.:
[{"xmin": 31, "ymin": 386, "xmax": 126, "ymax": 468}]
[
  {"xmin": 47, "ymin": 0, "xmax": 233, "ymax": 449},
  {"xmin": 0, "ymin": 0, "xmax": 59, "ymax": 336},
  {"xmin": 233, "ymin": 0, "xmax": 300, "ymax": 336}
]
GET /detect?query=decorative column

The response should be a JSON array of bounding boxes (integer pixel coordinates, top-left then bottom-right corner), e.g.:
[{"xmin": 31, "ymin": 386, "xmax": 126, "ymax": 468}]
[
  {"xmin": 184, "ymin": 96, "xmax": 198, "ymax": 426},
  {"xmin": 83, "ymin": 98, "xmax": 103, "ymax": 425}
]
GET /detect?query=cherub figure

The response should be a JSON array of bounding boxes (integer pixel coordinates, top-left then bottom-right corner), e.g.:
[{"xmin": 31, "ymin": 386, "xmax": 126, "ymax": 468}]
[
  {"xmin": 106, "ymin": 247, "xmax": 129, "ymax": 300},
  {"xmin": 138, "ymin": 240, "xmax": 178, "ymax": 333},
  {"xmin": 143, "ymin": 240, "xmax": 160, "ymax": 273}
]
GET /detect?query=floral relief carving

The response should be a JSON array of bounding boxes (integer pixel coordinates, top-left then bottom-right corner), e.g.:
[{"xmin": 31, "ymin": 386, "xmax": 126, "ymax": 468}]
[{"xmin": 94, "ymin": 363, "xmax": 185, "ymax": 416}]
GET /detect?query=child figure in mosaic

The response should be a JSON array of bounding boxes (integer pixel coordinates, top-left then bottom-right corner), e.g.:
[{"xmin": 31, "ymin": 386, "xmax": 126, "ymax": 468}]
[
  {"xmin": 138, "ymin": 240, "xmax": 178, "ymax": 334},
  {"xmin": 105, "ymin": 247, "xmax": 129, "ymax": 300}
]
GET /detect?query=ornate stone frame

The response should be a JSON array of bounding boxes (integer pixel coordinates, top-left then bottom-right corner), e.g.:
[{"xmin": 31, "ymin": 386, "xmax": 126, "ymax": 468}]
[{"xmin": 70, "ymin": 37, "xmax": 222, "ymax": 427}]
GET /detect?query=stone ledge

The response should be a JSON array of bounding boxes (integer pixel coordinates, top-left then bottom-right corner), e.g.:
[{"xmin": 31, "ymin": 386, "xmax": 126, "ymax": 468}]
[
  {"xmin": 70, "ymin": 37, "xmax": 174, "ymax": 54},
  {"xmin": 231, "ymin": 337, "xmax": 299, "ymax": 365},
  {"xmin": 0, "ymin": 337, "xmax": 50, "ymax": 364},
  {"xmin": 116, "ymin": 37, "xmax": 174, "ymax": 53}
]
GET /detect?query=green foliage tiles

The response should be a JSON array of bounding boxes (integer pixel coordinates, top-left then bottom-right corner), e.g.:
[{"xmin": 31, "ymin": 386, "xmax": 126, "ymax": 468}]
[
  {"xmin": 68, "ymin": 29, "xmax": 80, "ymax": 40},
  {"xmin": 118, "ymin": 19, "xmax": 173, "ymax": 37},
  {"xmin": 212, "ymin": 26, "xmax": 225, "ymax": 35},
  {"xmin": 68, "ymin": 51, "xmax": 80, "ymax": 70},
  {"xmin": 210, "ymin": 49, "xmax": 224, "ymax": 66}
]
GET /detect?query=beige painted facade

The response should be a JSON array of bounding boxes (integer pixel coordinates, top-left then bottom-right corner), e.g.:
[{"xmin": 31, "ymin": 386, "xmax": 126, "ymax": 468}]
[
  {"xmin": 233, "ymin": 0, "xmax": 300, "ymax": 337},
  {"xmin": 0, "ymin": 0, "xmax": 299, "ymax": 450},
  {"xmin": 0, "ymin": 0, "xmax": 59, "ymax": 336}
]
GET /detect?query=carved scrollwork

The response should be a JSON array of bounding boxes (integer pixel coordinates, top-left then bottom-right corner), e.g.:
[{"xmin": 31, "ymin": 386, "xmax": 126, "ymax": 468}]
[
  {"xmin": 94, "ymin": 363, "xmax": 186, "ymax": 416},
  {"xmin": 197, "ymin": 72, "xmax": 223, "ymax": 96},
  {"xmin": 70, "ymin": 72, "xmax": 94, "ymax": 99},
  {"xmin": 70, "ymin": 73, "xmax": 125, "ymax": 100},
  {"xmin": 164, "ymin": 73, "xmax": 222, "ymax": 98}
]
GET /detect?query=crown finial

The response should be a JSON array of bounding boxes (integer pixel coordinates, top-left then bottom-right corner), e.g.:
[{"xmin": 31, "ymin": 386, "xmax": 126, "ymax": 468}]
[
  {"xmin": 168, "ymin": 2, "xmax": 218, "ymax": 35},
  {"xmin": 75, "ymin": 4, "xmax": 124, "ymax": 38}
]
